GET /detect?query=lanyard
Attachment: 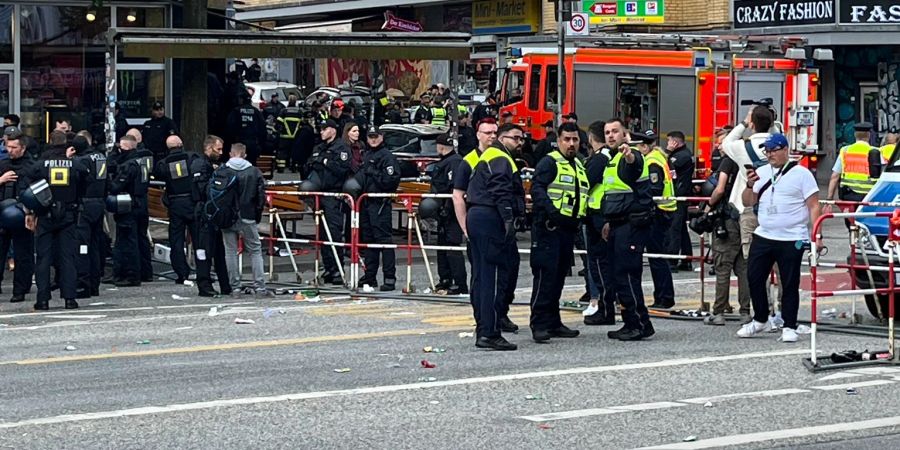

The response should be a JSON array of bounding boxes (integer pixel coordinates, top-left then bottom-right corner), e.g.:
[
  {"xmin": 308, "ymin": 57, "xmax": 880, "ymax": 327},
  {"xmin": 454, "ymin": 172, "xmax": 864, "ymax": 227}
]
[{"xmin": 769, "ymin": 165, "xmax": 787, "ymax": 203}]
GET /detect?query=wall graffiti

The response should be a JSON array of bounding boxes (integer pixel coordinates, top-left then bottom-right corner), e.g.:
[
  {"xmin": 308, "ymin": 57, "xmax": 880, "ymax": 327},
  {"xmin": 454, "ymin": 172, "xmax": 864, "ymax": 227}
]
[
  {"xmin": 324, "ymin": 59, "xmax": 432, "ymax": 99},
  {"xmin": 878, "ymin": 62, "xmax": 900, "ymax": 133}
]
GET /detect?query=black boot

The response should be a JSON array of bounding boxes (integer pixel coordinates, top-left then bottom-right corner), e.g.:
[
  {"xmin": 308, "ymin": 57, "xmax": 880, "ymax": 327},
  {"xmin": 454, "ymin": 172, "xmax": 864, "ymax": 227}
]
[
  {"xmin": 475, "ymin": 336, "xmax": 517, "ymax": 351},
  {"xmin": 34, "ymin": 300, "xmax": 49, "ymax": 311},
  {"xmin": 65, "ymin": 299, "xmax": 79, "ymax": 310}
]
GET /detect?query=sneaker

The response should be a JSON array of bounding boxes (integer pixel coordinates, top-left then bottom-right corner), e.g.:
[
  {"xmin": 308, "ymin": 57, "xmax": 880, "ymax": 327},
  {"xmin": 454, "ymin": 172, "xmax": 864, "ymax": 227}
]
[
  {"xmin": 582, "ymin": 303, "xmax": 599, "ymax": 317},
  {"xmin": 704, "ymin": 314, "xmax": 726, "ymax": 326},
  {"xmin": 781, "ymin": 327, "xmax": 799, "ymax": 343},
  {"xmin": 736, "ymin": 320, "xmax": 770, "ymax": 338},
  {"xmin": 739, "ymin": 313, "xmax": 752, "ymax": 325}
]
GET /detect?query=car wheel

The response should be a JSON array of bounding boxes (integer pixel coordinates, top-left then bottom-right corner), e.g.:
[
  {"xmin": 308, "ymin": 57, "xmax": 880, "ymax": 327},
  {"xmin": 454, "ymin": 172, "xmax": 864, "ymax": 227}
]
[{"xmin": 865, "ymin": 293, "xmax": 900, "ymax": 320}]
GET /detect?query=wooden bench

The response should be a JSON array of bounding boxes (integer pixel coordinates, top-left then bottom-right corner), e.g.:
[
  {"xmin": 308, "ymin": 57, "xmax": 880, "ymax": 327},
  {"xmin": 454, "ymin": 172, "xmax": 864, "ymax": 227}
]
[
  {"xmin": 257, "ymin": 155, "xmax": 275, "ymax": 180},
  {"xmin": 148, "ymin": 187, "xmax": 169, "ymax": 220},
  {"xmin": 266, "ymin": 186, "xmax": 308, "ymax": 238}
]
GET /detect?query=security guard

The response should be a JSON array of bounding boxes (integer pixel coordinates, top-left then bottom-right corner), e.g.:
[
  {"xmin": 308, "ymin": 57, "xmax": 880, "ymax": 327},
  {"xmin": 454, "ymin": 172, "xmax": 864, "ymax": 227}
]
[
  {"xmin": 29, "ymin": 132, "xmax": 89, "ymax": 310},
  {"xmin": 430, "ymin": 96, "xmax": 448, "ymax": 126},
  {"xmin": 465, "ymin": 123, "xmax": 526, "ymax": 351},
  {"xmin": 153, "ymin": 135, "xmax": 198, "ymax": 286},
  {"xmin": 191, "ymin": 135, "xmax": 231, "ymax": 297},
  {"xmin": 356, "ymin": 127, "xmax": 401, "ymax": 291},
  {"xmin": 109, "ymin": 135, "xmax": 148, "ymax": 286},
  {"xmin": 306, "ymin": 119, "xmax": 351, "ymax": 285},
  {"xmin": 529, "ymin": 122, "xmax": 588, "ymax": 342},
  {"xmin": 826, "ymin": 122, "xmax": 883, "ymax": 206},
  {"xmin": 430, "ymin": 133, "xmax": 467, "ymax": 295},
  {"xmin": 595, "ymin": 118, "xmax": 655, "ymax": 341},
  {"xmin": 0, "ymin": 132, "xmax": 35, "ymax": 303},
  {"xmin": 634, "ymin": 130, "xmax": 676, "ymax": 309},
  {"xmin": 74, "ymin": 135, "xmax": 107, "ymax": 298},
  {"xmin": 275, "ymin": 95, "xmax": 304, "ymax": 173},
  {"xmin": 227, "ymin": 94, "xmax": 265, "ymax": 166}
]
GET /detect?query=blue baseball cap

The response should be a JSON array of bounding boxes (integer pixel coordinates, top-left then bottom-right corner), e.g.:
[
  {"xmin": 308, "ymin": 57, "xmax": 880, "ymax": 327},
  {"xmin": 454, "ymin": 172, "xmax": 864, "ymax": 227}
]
[{"xmin": 760, "ymin": 133, "xmax": 789, "ymax": 150}]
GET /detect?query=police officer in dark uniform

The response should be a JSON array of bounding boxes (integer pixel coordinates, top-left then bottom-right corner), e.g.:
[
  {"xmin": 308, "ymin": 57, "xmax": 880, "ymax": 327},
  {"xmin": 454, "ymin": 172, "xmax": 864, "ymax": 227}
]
[
  {"xmin": 529, "ymin": 122, "xmax": 588, "ymax": 342},
  {"xmin": 665, "ymin": 130, "xmax": 695, "ymax": 271},
  {"xmin": 28, "ymin": 132, "xmax": 89, "ymax": 310},
  {"xmin": 192, "ymin": 135, "xmax": 231, "ymax": 296},
  {"xmin": 141, "ymin": 102, "xmax": 178, "ymax": 162},
  {"xmin": 356, "ymin": 127, "xmax": 401, "ymax": 291},
  {"xmin": 598, "ymin": 119, "xmax": 655, "ymax": 341},
  {"xmin": 430, "ymin": 133, "xmax": 467, "ymax": 295},
  {"xmin": 134, "ymin": 137, "xmax": 154, "ymax": 282},
  {"xmin": 292, "ymin": 112, "xmax": 317, "ymax": 175},
  {"xmin": 109, "ymin": 135, "xmax": 148, "ymax": 286},
  {"xmin": 0, "ymin": 132, "xmax": 35, "ymax": 303},
  {"xmin": 275, "ymin": 95, "xmax": 304, "ymax": 173},
  {"xmin": 465, "ymin": 123, "xmax": 526, "ymax": 351},
  {"xmin": 634, "ymin": 131, "xmax": 676, "ymax": 308},
  {"xmin": 227, "ymin": 94, "xmax": 265, "ymax": 166},
  {"xmin": 74, "ymin": 135, "xmax": 107, "ymax": 298},
  {"xmin": 154, "ymin": 135, "xmax": 198, "ymax": 286},
  {"xmin": 262, "ymin": 94, "xmax": 284, "ymax": 157},
  {"xmin": 306, "ymin": 119, "xmax": 351, "ymax": 285}
]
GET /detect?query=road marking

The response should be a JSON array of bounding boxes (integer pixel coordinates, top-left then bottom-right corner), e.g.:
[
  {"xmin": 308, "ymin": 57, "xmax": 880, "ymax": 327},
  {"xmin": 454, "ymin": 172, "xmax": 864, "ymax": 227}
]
[
  {"xmin": 640, "ymin": 415, "xmax": 900, "ymax": 449},
  {"xmin": 809, "ymin": 379, "xmax": 896, "ymax": 391},
  {"xmin": 0, "ymin": 349, "xmax": 807, "ymax": 428},
  {"xmin": 43, "ymin": 314, "xmax": 108, "ymax": 320},
  {"xmin": 679, "ymin": 388, "xmax": 810, "ymax": 405}
]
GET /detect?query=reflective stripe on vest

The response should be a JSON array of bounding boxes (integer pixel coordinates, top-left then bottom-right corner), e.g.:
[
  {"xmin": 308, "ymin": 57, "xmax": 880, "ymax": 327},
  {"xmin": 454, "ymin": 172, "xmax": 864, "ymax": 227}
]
[
  {"xmin": 587, "ymin": 150, "xmax": 647, "ymax": 211},
  {"xmin": 646, "ymin": 149, "xmax": 677, "ymax": 212},
  {"xmin": 839, "ymin": 141, "xmax": 877, "ymax": 194},
  {"xmin": 464, "ymin": 149, "xmax": 481, "ymax": 170},
  {"xmin": 278, "ymin": 117, "xmax": 302, "ymax": 139},
  {"xmin": 476, "ymin": 146, "xmax": 518, "ymax": 173},
  {"xmin": 430, "ymin": 108, "xmax": 447, "ymax": 126},
  {"xmin": 881, "ymin": 143, "xmax": 896, "ymax": 164},
  {"xmin": 546, "ymin": 151, "xmax": 589, "ymax": 218}
]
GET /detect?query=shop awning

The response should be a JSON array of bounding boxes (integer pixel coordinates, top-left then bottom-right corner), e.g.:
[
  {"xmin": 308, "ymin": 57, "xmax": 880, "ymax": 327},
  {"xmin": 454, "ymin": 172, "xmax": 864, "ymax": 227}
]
[{"xmin": 107, "ymin": 28, "xmax": 472, "ymax": 61}]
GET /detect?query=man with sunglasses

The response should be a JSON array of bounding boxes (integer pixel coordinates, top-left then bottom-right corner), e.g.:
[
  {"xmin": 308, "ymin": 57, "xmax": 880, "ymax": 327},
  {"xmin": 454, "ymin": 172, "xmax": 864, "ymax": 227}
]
[
  {"xmin": 739, "ymin": 134, "xmax": 820, "ymax": 343},
  {"xmin": 464, "ymin": 123, "xmax": 527, "ymax": 351}
]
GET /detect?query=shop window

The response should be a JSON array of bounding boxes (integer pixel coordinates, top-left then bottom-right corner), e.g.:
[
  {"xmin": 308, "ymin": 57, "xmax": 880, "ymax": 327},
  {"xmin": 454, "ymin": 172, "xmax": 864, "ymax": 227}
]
[
  {"xmin": 527, "ymin": 65, "xmax": 541, "ymax": 110},
  {"xmin": 0, "ymin": 6, "xmax": 11, "ymax": 64},
  {"xmin": 545, "ymin": 66, "xmax": 566, "ymax": 112},
  {"xmin": 616, "ymin": 76, "xmax": 658, "ymax": 133},
  {"xmin": 502, "ymin": 70, "xmax": 524, "ymax": 104},
  {"xmin": 117, "ymin": 70, "xmax": 165, "ymax": 119},
  {"xmin": 116, "ymin": 7, "xmax": 166, "ymax": 64}
]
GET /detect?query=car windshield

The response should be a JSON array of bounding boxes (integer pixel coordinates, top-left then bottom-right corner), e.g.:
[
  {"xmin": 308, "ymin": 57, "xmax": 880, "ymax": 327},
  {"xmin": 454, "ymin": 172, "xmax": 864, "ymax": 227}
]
[
  {"xmin": 419, "ymin": 136, "xmax": 438, "ymax": 156},
  {"xmin": 282, "ymin": 87, "xmax": 302, "ymax": 100},
  {"xmin": 261, "ymin": 89, "xmax": 280, "ymax": 101}
]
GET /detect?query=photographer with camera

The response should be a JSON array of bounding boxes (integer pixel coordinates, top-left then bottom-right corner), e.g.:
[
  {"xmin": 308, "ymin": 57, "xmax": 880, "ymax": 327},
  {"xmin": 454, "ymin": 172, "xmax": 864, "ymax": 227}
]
[{"xmin": 695, "ymin": 135, "xmax": 752, "ymax": 326}]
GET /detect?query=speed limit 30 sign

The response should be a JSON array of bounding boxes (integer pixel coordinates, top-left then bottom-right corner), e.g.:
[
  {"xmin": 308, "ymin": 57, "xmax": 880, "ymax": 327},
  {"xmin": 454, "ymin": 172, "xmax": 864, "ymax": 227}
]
[{"xmin": 567, "ymin": 12, "xmax": 589, "ymax": 36}]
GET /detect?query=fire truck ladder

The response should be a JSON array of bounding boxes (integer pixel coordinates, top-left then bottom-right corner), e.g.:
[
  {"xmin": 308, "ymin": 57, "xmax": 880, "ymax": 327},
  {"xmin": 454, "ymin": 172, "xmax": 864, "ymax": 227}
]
[{"xmin": 712, "ymin": 59, "xmax": 733, "ymax": 133}]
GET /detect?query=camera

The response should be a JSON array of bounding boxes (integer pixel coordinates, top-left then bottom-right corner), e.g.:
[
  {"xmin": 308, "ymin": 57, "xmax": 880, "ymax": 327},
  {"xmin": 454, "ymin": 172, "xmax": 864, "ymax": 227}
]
[
  {"xmin": 741, "ymin": 98, "xmax": 778, "ymax": 121},
  {"xmin": 689, "ymin": 207, "xmax": 728, "ymax": 238}
]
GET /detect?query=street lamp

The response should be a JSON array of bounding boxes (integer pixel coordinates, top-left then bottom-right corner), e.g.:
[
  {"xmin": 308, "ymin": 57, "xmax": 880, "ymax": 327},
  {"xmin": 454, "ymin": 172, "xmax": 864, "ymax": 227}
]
[
  {"xmin": 86, "ymin": 9, "xmax": 97, "ymax": 22},
  {"xmin": 126, "ymin": 9, "xmax": 137, "ymax": 23}
]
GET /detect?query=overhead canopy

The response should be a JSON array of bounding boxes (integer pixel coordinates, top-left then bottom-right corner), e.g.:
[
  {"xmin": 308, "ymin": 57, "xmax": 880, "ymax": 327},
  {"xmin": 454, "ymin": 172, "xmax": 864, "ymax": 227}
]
[{"xmin": 107, "ymin": 28, "xmax": 473, "ymax": 61}]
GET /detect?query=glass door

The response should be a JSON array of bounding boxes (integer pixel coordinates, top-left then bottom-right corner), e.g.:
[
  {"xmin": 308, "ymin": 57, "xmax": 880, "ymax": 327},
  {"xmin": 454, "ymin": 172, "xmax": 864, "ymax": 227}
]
[{"xmin": 0, "ymin": 71, "xmax": 9, "ymax": 116}]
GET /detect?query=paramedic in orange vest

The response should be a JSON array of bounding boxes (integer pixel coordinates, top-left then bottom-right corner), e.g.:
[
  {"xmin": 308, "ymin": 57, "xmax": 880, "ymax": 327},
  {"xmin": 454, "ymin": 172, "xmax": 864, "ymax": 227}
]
[{"xmin": 824, "ymin": 122, "xmax": 883, "ymax": 213}]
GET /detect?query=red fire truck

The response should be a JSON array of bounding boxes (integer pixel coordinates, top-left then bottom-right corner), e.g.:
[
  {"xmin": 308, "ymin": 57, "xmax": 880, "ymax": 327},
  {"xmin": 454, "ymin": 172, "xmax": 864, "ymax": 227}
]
[{"xmin": 498, "ymin": 34, "xmax": 822, "ymax": 175}]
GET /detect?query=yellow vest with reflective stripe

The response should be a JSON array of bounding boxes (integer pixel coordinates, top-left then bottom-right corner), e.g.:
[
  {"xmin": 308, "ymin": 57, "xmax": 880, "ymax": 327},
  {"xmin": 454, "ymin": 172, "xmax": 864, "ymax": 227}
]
[
  {"xmin": 430, "ymin": 108, "xmax": 447, "ymax": 126},
  {"xmin": 646, "ymin": 149, "xmax": 677, "ymax": 212},
  {"xmin": 839, "ymin": 141, "xmax": 878, "ymax": 194},
  {"xmin": 881, "ymin": 143, "xmax": 896, "ymax": 164},
  {"xmin": 464, "ymin": 149, "xmax": 481, "ymax": 169},
  {"xmin": 458, "ymin": 105, "xmax": 468, "ymax": 116},
  {"xmin": 587, "ymin": 150, "xmax": 648, "ymax": 211},
  {"xmin": 546, "ymin": 151, "xmax": 589, "ymax": 218},
  {"xmin": 277, "ymin": 116, "xmax": 302, "ymax": 139},
  {"xmin": 477, "ymin": 146, "xmax": 517, "ymax": 172}
]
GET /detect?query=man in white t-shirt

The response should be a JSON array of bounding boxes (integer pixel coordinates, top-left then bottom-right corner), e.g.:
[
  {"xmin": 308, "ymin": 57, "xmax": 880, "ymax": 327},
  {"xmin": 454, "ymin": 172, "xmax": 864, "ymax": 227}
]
[{"xmin": 737, "ymin": 133, "xmax": 821, "ymax": 343}]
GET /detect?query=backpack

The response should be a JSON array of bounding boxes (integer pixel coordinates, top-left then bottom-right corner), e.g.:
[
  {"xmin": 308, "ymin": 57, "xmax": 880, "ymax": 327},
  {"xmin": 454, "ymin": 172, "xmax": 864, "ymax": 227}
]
[
  {"xmin": 204, "ymin": 166, "xmax": 240, "ymax": 229},
  {"xmin": 745, "ymin": 139, "xmax": 767, "ymax": 169}
]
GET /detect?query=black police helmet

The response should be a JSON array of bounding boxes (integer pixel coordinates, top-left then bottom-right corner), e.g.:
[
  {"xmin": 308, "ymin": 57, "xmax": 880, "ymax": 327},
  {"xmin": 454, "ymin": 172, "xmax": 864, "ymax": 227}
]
[
  {"xmin": 20, "ymin": 180, "xmax": 52, "ymax": 214},
  {"xmin": 105, "ymin": 193, "xmax": 133, "ymax": 214},
  {"xmin": 418, "ymin": 197, "xmax": 441, "ymax": 219},
  {"xmin": 299, "ymin": 179, "xmax": 320, "ymax": 192},
  {"xmin": 0, "ymin": 199, "xmax": 25, "ymax": 231},
  {"xmin": 342, "ymin": 177, "xmax": 363, "ymax": 198}
]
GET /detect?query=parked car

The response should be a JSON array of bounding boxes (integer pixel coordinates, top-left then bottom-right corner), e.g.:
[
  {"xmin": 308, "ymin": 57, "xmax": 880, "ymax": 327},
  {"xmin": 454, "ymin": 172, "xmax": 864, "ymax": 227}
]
[
  {"xmin": 380, "ymin": 123, "xmax": 448, "ymax": 178},
  {"xmin": 245, "ymin": 82, "xmax": 303, "ymax": 110},
  {"xmin": 305, "ymin": 86, "xmax": 368, "ymax": 110}
]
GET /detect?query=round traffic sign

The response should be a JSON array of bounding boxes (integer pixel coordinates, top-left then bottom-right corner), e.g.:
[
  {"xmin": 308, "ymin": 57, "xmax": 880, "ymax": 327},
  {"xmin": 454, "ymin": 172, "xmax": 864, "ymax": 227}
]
[{"xmin": 570, "ymin": 14, "xmax": 586, "ymax": 33}]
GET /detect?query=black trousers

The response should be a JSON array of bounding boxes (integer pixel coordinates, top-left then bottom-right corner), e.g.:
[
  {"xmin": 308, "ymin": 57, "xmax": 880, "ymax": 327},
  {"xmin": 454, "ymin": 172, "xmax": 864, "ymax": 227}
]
[
  {"xmin": 361, "ymin": 198, "xmax": 396, "ymax": 283},
  {"xmin": 167, "ymin": 196, "xmax": 198, "ymax": 281},
  {"xmin": 276, "ymin": 138, "xmax": 292, "ymax": 171},
  {"xmin": 135, "ymin": 207, "xmax": 153, "ymax": 280},
  {"xmin": 667, "ymin": 203, "xmax": 693, "ymax": 262},
  {"xmin": 647, "ymin": 212, "xmax": 675, "ymax": 305},
  {"xmin": 113, "ymin": 213, "xmax": 140, "ymax": 283},
  {"xmin": 498, "ymin": 237, "xmax": 520, "ymax": 318},
  {"xmin": 0, "ymin": 227, "xmax": 34, "ymax": 296},
  {"xmin": 609, "ymin": 221, "xmax": 652, "ymax": 331},
  {"xmin": 529, "ymin": 222, "xmax": 574, "ymax": 332},
  {"xmin": 467, "ymin": 206, "xmax": 505, "ymax": 339},
  {"xmin": 76, "ymin": 199, "xmax": 105, "ymax": 296},
  {"xmin": 196, "ymin": 217, "xmax": 232, "ymax": 294},
  {"xmin": 36, "ymin": 213, "xmax": 78, "ymax": 302},
  {"xmin": 320, "ymin": 196, "xmax": 345, "ymax": 277},
  {"xmin": 586, "ymin": 217, "xmax": 617, "ymax": 321},
  {"xmin": 747, "ymin": 235, "xmax": 804, "ymax": 329},
  {"xmin": 437, "ymin": 211, "xmax": 467, "ymax": 290}
]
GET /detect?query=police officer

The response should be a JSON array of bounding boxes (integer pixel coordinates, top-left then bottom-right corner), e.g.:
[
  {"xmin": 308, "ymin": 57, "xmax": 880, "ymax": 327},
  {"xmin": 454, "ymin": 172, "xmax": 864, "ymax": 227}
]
[
  {"xmin": 306, "ymin": 119, "xmax": 351, "ymax": 285},
  {"xmin": 141, "ymin": 102, "xmax": 178, "ymax": 162},
  {"xmin": 0, "ymin": 132, "xmax": 35, "ymax": 303},
  {"xmin": 665, "ymin": 131, "xmax": 695, "ymax": 271},
  {"xmin": 356, "ymin": 127, "xmax": 401, "ymax": 291},
  {"xmin": 29, "ymin": 131, "xmax": 89, "ymax": 310},
  {"xmin": 633, "ymin": 130, "xmax": 676, "ymax": 309},
  {"xmin": 430, "ymin": 96, "xmax": 448, "ymax": 126},
  {"xmin": 413, "ymin": 95, "xmax": 433, "ymax": 125},
  {"xmin": 465, "ymin": 123, "xmax": 526, "ymax": 351},
  {"xmin": 292, "ymin": 112, "xmax": 316, "ymax": 175},
  {"xmin": 134, "ymin": 136, "xmax": 154, "ymax": 282},
  {"xmin": 430, "ymin": 133, "xmax": 467, "ymax": 295},
  {"xmin": 192, "ymin": 135, "xmax": 232, "ymax": 297},
  {"xmin": 529, "ymin": 122, "xmax": 588, "ymax": 342},
  {"xmin": 227, "ymin": 93, "xmax": 265, "ymax": 166},
  {"xmin": 109, "ymin": 135, "xmax": 148, "ymax": 286},
  {"xmin": 154, "ymin": 135, "xmax": 198, "ymax": 286},
  {"xmin": 262, "ymin": 94, "xmax": 284, "ymax": 157},
  {"xmin": 596, "ymin": 119, "xmax": 655, "ymax": 341},
  {"xmin": 275, "ymin": 95, "xmax": 304, "ymax": 173},
  {"xmin": 74, "ymin": 135, "xmax": 107, "ymax": 298},
  {"xmin": 825, "ymin": 122, "xmax": 883, "ymax": 209}
]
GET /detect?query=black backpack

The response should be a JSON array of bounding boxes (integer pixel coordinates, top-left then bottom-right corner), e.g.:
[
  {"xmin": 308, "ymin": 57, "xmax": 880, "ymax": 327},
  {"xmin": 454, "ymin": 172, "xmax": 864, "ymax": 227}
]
[{"xmin": 204, "ymin": 166, "xmax": 240, "ymax": 229}]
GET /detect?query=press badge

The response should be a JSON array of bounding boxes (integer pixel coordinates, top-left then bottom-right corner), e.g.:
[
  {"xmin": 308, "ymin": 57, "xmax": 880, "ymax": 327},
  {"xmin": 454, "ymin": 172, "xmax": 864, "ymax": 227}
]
[{"xmin": 767, "ymin": 205, "xmax": 778, "ymax": 215}]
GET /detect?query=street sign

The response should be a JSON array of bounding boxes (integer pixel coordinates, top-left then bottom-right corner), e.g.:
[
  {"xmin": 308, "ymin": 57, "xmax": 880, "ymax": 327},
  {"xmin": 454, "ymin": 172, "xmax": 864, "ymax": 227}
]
[
  {"xmin": 584, "ymin": 0, "xmax": 665, "ymax": 24},
  {"xmin": 567, "ymin": 12, "xmax": 589, "ymax": 36}
]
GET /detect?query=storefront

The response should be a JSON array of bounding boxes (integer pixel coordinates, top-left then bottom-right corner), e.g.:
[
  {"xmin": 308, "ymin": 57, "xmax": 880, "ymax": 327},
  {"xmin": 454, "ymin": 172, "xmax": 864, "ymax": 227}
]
[{"xmin": 0, "ymin": 2, "xmax": 171, "ymax": 142}]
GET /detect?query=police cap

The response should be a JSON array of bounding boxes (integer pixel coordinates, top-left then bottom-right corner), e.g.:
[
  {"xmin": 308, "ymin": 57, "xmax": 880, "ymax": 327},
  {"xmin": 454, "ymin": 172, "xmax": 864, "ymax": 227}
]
[
  {"xmin": 632, "ymin": 130, "xmax": 657, "ymax": 144},
  {"xmin": 3, "ymin": 126, "xmax": 19, "ymax": 137},
  {"xmin": 435, "ymin": 133, "xmax": 452, "ymax": 146},
  {"xmin": 367, "ymin": 127, "xmax": 383, "ymax": 137},
  {"xmin": 321, "ymin": 119, "xmax": 339, "ymax": 131},
  {"xmin": 854, "ymin": 122, "xmax": 873, "ymax": 132},
  {"xmin": 151, "ymin": 101, "xmax": 164, "ymax": 110}
]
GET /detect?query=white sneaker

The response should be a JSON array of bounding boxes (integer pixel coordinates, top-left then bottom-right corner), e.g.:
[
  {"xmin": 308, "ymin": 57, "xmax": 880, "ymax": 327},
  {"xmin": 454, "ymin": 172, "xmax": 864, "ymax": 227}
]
[
  {"xmin": 736, "ymin": 320, "xmax": 770, "ymax": 338},
  {"xmin": 582, "ymin": 304, "xmax": 599, "ymax": 317},
  {"xmin": 781, "ymin": 328, "xmax": 799, "ymax": 343}
]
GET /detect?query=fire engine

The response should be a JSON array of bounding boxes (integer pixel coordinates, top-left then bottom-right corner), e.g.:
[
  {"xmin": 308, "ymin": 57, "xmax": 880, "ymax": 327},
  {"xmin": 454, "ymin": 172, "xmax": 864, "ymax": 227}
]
[{"xmin": 498, "ymin": 34, "xmax": 822, "ymax": 176}]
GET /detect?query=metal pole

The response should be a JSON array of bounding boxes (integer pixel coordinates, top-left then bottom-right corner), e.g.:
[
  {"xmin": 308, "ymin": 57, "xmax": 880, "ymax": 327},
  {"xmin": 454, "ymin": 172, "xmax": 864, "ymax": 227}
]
[{"xmin": 556, "ymin": 0, "xmax": 566, "ymax": 127}]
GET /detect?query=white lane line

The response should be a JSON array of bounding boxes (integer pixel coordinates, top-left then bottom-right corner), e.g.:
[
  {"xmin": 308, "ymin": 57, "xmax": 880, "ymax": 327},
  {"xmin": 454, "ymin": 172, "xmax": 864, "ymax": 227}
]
[
  {"xmin": 609, "ymin": 402, "xmax": 685, "ymax": 412},
  {"xmin": 679, "ymin": 388, "xmax": 810, "ymax": 405},
  {"xmin": 639, "ymin": 415, "xmax": 900, "ymax": 449},
  {"xmin": 0, "ymin": 349, "xmax": 807, "ymax": 430},
  {"xmin": 809, "ymin": 379, "xmax": 896, "ymax": 391},
  {"xmin": 43, "ymin": 315, "xmax": 108, "ymax": 320}
]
